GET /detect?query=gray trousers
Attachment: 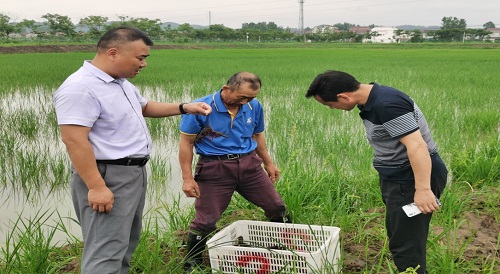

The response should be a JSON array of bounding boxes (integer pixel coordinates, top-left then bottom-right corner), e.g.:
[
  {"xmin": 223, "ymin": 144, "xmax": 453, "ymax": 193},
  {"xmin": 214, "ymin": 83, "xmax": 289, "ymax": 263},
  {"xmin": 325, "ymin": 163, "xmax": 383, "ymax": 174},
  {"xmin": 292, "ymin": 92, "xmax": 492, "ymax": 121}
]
[{"xmin": 71, "ymin": 163, "xmax": 147, "ymax": 274}]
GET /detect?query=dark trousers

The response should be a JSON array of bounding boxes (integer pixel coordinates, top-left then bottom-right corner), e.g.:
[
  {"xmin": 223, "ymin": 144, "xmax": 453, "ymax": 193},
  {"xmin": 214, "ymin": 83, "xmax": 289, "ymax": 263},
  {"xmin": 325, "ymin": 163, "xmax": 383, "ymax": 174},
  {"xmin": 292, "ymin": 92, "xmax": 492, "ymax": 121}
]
[
  {"xmin": 189, "ymin": 153, "xmax": 287, "ymax": 235},
  {"xmin": 380, "ymin": 171, "xmax": 447, "ymax": 274}
]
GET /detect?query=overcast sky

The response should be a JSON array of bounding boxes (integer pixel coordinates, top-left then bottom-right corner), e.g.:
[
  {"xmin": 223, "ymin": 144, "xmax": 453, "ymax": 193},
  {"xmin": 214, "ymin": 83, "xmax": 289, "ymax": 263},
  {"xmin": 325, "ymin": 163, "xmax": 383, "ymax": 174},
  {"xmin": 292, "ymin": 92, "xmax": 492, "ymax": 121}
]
[{"xmin": 2, "ymin": 0, "xmax": 499, "ymax": 29}]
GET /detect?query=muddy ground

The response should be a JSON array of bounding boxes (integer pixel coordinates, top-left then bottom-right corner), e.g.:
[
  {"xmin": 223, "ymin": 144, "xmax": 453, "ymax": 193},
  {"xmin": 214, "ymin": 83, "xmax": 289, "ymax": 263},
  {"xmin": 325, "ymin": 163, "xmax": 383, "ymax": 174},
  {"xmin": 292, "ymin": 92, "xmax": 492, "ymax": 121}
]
[{"xmin": 342, "ymin": 207, "xmax": 500, "ymax": 273}]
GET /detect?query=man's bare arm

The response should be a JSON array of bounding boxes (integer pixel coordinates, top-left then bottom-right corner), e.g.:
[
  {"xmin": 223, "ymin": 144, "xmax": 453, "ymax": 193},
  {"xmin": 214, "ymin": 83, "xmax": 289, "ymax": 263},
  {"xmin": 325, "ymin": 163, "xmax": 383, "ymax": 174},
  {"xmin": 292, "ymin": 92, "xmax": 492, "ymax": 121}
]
[{"xmin": 60, "ymin": 125, "xmax": 114, "ymax": 212}]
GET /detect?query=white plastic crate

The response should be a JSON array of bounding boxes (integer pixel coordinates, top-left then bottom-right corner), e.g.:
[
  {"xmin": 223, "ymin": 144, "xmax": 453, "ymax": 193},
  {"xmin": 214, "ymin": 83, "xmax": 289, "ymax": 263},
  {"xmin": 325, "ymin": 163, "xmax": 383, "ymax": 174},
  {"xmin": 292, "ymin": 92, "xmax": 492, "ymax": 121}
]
[{"xmin": 207, "ymin": 220, "xmax": 341, "ymax": 273}]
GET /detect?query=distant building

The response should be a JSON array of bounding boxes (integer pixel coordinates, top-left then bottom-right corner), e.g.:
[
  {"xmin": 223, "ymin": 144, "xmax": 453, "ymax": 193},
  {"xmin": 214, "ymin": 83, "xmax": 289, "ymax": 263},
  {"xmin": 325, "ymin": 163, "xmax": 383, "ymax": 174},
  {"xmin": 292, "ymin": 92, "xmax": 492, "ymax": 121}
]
[
  {"xmin": 485, "ymin": 28, "xmax": 500, "ymax": 41},
  {"xmin": 421, "ymin": 30, "xmax": 436, "ymax": 40},
  {"xmin": 348, "ymin": 26, "xmax": 371, "ymax": 35},
  {"xmin": 8, "ymin": 32, "xmax": 39, "ymax": 39},
  {"xmin": 312, "ymin": 24, "xmax": 339, "ymax": 34},
  {"xmin": 370, "ymin": 27, "xmax": 398, "ymax": 43}
]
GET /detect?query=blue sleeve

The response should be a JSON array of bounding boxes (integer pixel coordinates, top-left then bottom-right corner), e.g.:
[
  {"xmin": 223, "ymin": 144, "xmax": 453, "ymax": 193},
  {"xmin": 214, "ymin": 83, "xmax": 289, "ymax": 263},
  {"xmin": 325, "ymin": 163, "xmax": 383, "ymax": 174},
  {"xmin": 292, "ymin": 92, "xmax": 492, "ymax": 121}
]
[
  {"xmin": 253, "ymin": 100, "xmax": 265, "ymax": 133},
  {"xmin": 180, "ymin": 114, "xmax": 204, "ymax": 134}
]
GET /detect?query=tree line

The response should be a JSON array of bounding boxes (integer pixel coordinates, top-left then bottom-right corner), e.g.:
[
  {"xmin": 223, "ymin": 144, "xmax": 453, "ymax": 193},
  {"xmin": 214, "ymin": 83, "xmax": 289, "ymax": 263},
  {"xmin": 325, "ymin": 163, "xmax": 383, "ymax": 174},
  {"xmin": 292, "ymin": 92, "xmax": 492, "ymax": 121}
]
[{"xmin": 0, "ymin": 13, "xmax": 497, "ymax": 43}]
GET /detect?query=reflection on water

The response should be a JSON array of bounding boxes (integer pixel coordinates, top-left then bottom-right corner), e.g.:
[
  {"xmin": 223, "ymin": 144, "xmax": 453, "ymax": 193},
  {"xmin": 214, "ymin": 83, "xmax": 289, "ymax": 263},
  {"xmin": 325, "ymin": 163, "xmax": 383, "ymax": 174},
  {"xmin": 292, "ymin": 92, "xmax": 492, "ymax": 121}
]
[
  {"xmin": 0, "ymin": 144, "xmax": 193, "ymax": 248},
  {"xmin": 0, "ymin": 89, "xmax": 195, "ymax": 249},
  {"xmin": 0, "ymin": 188, "xmax": 81, "ymax": 246}
]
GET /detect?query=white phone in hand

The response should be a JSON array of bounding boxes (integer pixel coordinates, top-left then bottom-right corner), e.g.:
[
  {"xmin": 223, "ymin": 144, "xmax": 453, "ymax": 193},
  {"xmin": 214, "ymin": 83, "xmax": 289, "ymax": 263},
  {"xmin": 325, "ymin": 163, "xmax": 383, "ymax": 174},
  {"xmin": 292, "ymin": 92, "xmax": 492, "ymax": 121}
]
[
  {"xmin": 402, "ymin": 197, "xmax": 442, "ymax": 217},
  {"xmin": 402, "ymin": 203, "xmax": 422, "ymax": 217}
]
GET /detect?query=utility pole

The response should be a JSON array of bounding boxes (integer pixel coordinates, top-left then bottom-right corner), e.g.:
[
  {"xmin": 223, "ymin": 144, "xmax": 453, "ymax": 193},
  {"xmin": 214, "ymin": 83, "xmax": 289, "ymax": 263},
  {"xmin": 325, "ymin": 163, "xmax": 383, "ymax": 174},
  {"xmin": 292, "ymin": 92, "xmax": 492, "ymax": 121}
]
[
  {"xmin": 209, "ymin": 11, "xmax": 211, "ymax": 27},
  {"xmin": 298, "ymin": 0, "xmax": 305, "ymax": 42}
]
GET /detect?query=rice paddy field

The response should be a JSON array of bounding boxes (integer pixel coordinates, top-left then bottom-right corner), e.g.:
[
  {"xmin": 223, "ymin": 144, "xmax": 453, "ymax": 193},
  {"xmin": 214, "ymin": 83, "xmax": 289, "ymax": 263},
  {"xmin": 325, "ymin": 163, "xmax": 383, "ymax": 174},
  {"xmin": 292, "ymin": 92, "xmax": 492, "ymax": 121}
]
[{"xmin": 0, "ymin": 43, "xmax": 499, "ymax": 273}]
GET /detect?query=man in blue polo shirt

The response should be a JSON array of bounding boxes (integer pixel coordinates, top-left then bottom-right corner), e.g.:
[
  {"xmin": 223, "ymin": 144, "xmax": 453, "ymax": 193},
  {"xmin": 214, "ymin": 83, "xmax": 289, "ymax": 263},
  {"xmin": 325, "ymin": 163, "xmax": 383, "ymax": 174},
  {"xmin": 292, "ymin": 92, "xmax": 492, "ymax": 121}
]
[
  {"xmin": 179, "ymin": 72, "xmax": 291, "ymax": 272},
  {"xmin": 305, "ymin": 70, "xmax": 447, "ymax": 274}
]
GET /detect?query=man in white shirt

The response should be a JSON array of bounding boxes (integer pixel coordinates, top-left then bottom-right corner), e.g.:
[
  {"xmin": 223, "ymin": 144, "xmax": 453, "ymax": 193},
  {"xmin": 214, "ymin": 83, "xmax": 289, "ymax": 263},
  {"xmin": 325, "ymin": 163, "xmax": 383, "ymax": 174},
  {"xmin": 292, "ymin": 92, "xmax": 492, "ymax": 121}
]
[{"xmin": 54, "ymin": 26, "xmax": 211, "ymax": 274}]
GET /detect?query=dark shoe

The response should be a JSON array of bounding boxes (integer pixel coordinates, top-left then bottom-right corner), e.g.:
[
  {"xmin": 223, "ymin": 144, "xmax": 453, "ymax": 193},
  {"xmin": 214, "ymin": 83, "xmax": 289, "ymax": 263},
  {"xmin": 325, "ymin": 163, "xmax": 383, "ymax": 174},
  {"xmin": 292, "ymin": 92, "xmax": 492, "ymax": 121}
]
[
  {"xmin": 184, "ymin": 232, "xmax": 207, "ymax": 273},
  {"xmin": 183, "ymin": 259, "xmax": 202, "ymax": 273},
  {"xmin": 269, "ymin": 206, "xmax": 292, "ymax": 223}
]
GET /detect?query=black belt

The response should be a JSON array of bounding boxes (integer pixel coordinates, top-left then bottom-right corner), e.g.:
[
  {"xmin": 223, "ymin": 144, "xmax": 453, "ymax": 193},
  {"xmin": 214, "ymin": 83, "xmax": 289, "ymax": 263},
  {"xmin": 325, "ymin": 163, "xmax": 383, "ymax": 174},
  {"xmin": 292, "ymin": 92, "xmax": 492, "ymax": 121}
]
[
  {"xmin": 96, "ymin": 156, "xmax": 150, "ymax": 167},
  {"xmin": 198, "ymin": 151, "xmax": 253, "ymax": 161}
]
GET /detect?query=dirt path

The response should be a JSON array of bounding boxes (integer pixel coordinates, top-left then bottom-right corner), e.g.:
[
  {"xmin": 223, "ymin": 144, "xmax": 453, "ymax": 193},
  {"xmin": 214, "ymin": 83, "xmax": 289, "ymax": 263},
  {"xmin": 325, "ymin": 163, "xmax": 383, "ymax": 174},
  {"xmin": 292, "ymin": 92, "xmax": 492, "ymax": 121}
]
[{"xmin": 342, "ymin": 208, "xmax": 500, "ymax": 272}]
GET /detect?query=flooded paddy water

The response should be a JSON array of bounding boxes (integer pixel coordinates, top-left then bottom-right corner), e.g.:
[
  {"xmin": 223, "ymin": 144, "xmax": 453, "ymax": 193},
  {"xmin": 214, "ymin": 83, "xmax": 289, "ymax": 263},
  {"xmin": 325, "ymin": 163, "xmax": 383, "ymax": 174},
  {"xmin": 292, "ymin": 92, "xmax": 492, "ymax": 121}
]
[{"xmin": 0, "ymin": 88, "xmax": 193, "ymax": 248}]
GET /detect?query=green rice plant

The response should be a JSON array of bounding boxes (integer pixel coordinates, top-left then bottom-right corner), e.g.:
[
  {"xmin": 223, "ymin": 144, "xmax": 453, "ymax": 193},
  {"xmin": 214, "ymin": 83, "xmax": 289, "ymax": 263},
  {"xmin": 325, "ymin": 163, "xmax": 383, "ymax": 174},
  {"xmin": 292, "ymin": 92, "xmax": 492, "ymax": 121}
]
[
  {"xmin": 428, "ymin": 183, "xmax": 500, "ymax": 273},
  {"xmin": 147, "ymin": 117, "xmax": 178, "ymax": 138},
  {"xmin": 47, "ymin": 154, "xmax": 71, "ymax": 192},
  {"xmin": 436, "ymin": 184, "xmax": 471, "ymax": 221},
  {"xmin": 429, "ymin": 218, "xmax": 477, "ymax": 273},
  {"xmin": 0, "ymin": 52, "xmax": 92, "ymax": 94},
  {"xmin": 147, "ymin": 195, "xmax": 194, "ymax": 231},
  {"xmin": 0, "ymin": 210, "xmax": 79, "ymax": 274},
  {"xmin": 132, "ymin": 197, "xmax": 196, "ymax": 273},
  {"xmin": 130, "ymin": 221, "xmax": 184, "ymax": 274},
  {"xmin": 460, "ymin": 111, "xmax": 499, "ymax": 141},
  {"xmin": 14, "ymin": 150, "xmax": 47, "ymax": 195},
  {"xmin": 147, "ymin": 155, "xmax": 173, "ymax": 188},
  {"xmin": 480, "ymin": 234, "xmax": 499, "ymax": 274},
  {"xmin": 11, "ymin": 110, "xmax": 40, "ymax": 139},
  {"xmin": 0, "ymin": 133, "xmax": 16, "ymax": 186},
  {"xmin": 45, "ymin": 108, "xmax": 61, "ymax": 139},
  {"xmin": 470, "ymin": 188, "xmax": 500, "ymax": 223},
  {"xmin": 450, "ymin": 140, "xmax": 500, "ymax": 187},
  {"xmin": 1, "ymin": 140, "xmax": 68, "ymax": 198}
]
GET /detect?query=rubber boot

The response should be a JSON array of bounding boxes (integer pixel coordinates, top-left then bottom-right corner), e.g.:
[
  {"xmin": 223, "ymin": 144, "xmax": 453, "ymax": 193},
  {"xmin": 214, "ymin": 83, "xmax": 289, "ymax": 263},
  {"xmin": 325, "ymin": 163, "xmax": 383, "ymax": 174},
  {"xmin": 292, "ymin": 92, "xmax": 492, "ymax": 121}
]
[
  {"xmin": 183, "ymin": 232, "xmax": 207, "ymax": 273},
  {"xmin": 269, "ymin": 206, "xmax": 292, "ymax": 223}
]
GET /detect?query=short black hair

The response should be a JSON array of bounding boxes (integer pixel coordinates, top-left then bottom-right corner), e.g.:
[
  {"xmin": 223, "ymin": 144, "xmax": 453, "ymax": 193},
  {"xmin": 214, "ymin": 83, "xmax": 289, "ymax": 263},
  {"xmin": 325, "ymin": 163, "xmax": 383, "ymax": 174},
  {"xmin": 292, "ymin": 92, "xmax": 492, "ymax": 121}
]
[
  {"xmin": 97, "ymin": 26, "xmax": 153, "ymax": 50},
  {"xmin": 226, "ymin": 72, "xmax": 262, "ymax": 91},
  {"xmin": 306, "ymin": 70, "xmax": 360, "ymax": 102}
]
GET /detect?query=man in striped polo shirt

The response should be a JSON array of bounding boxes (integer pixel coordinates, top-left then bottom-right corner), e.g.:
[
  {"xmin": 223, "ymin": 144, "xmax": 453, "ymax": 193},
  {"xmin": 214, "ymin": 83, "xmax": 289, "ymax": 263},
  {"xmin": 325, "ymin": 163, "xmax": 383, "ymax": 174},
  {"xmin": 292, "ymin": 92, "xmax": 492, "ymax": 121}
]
[{"xmin": 306, "ymin": 70, "xmax": 447, "ymax": 274}]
